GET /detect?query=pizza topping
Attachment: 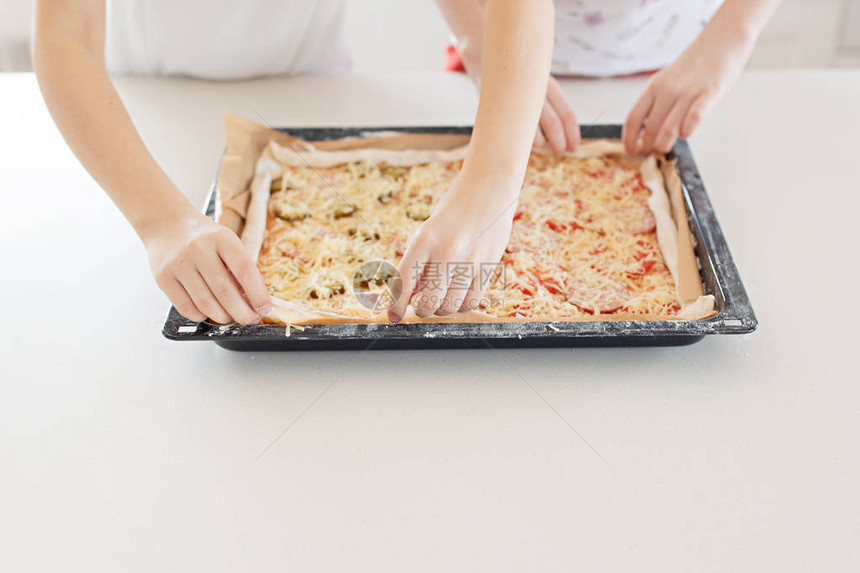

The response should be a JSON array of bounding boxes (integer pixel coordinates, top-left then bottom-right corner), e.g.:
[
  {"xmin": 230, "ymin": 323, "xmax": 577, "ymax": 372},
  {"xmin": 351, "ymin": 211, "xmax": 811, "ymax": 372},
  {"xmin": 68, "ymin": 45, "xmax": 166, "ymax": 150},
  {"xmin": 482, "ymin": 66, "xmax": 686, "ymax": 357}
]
[
  {"xmin": 270, "ymin": 177, "xmax": 287, "ymax": 192},
  {"xmin": 258, "ymin": 149, "xmax": 681, "ymax": 320},
  {"xmin": 566, "ymin": 276, "xmax": 630, "ymax": 314},
  {"xmin": 347, "ymin": 225, "xmax": 381, "ymax": 241},
  {"xmin": 612, "ymin": 204, "xmax": 657, "ymax": 235},
  {"xmin": 330, "ymin": 202, "xmax": 357, "ymax": 219},
  {"xmin": 406, "ymin": 200, "xmax": 434, "ymax": 221},
  {"xmin": 273, "ymin": 202, "xmax": 310, "ymax": 221},
  {"xmin": 380, "ymin": 165, "xmax": 408, "ymax": 180},
  {"xmin": 545, "ymin": 220, "xmax": 568, "ymax": 233},
  {"xmin": 306, "ymin": 270, "xmax": 347, "ymax": 299},
  {"xmin": 376, "ymin": 189, "xmax": 396, "ymax": 204},
  {"xmin": 270, "ymin": 171, "xmax": 304, "ymax": 193},
  {"xmin": 571, "ymin": 200, "xmax": 656, "ymax": 235},
  {"xmin": 347, "ymin": 160, "xmax": 376, "ymax": 179},
  {"xmin": 540, "ymin": 277, "xmax": 564, "ymax": 295}
]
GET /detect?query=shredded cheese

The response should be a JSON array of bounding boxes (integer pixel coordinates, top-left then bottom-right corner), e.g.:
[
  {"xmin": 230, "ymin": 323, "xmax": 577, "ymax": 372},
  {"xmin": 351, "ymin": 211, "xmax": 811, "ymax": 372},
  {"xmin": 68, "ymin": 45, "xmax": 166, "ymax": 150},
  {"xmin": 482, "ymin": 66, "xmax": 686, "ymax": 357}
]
[{"xmin": 257, "ymin": 153, "xmax": 681, "ymax": 321}]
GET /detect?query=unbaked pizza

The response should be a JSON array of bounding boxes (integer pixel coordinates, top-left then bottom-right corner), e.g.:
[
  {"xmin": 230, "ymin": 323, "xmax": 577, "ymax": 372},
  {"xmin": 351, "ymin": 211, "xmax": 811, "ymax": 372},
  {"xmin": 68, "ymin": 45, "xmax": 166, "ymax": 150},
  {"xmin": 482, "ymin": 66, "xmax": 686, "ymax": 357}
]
[{"xmin": 216, "ymin": 115, "xmax": 715, "ymax": 325}]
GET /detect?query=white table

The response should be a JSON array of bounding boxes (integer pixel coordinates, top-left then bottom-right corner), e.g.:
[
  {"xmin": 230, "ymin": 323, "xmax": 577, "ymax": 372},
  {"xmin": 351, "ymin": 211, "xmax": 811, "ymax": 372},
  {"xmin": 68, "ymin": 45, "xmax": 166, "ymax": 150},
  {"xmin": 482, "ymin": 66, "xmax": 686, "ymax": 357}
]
[{"xmin": 1, "ymin": 70, "xmax": 858, "ymax": 572}]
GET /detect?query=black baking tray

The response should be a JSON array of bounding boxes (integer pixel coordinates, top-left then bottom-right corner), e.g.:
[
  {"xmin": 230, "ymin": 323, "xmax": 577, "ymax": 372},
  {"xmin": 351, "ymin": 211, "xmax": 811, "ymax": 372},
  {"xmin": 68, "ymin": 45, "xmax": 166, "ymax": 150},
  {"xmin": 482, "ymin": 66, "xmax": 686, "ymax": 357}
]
[{"xmin": 162, "ymin": 125, "xmax": 756, "ymax": 350}]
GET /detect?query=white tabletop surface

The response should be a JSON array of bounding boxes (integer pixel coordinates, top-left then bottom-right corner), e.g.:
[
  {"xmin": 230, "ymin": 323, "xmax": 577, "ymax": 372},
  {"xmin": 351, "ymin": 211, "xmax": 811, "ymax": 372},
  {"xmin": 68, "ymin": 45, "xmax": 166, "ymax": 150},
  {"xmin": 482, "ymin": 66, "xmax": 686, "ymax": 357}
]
[{"xmin": 1, "ymin": 70, "xmax": 858, "ymax": 572}]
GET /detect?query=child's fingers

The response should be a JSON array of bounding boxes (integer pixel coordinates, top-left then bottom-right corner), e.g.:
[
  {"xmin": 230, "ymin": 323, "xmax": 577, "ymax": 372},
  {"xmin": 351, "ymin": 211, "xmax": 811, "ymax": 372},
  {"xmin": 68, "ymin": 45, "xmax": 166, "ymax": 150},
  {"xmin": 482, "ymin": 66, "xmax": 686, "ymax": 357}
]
[
  {"xmin": 216, "ymin": 230, "xmax": 271, "ymax": 313},
  {"xmin": 178, "ymin": 269, "xmax": 232, "ymax": 325},
  {"xmin": 435, "ymin": 262, "xmax": 476, "ymax": 316},
  {"xmin": 546, "ymin": 79, "xmax": 580, "ymax": 151},
  {"xmin": 534, "ymin": 127, "xmax": 547, "ymax": 148},
  {"xmin": 457, "ymin": 275, "xmax": 486, "ymax": 314},
  {"xmin": 680, "ymin": 94, "xmax": 710, "ymax": 140},
  {"xmin": 539, "ymin": 102, "xmax": 567, "ymax": 154},
  {"xmin": 653, "ymin": 96, "xmax": 694, "ymax": 153},
  {"xmin": 412, "ymin": 258, "xmax": 450, "ymax": 318},
  {"xmin": 640, "ymin": 93, "xmax": 676, "ymax": 154},
  {"xmin": 624, "ymin": 90, "xmax": 655, "ymax": 154},
  {"xmin": 197, "ymin": 251, "xmax": 260, "ymax": 325},
  {"xmin": 434, "ymin": 281, "xmax": 461, "ymax": 316},
  {"xmin": 435, "ymin": 294, "xmax": 460, "ymax": 316},
  {"xmin": 388, "ymin": 244, "xmax": 427, "ymax": 323},
  {"xmin": 162, "ymin": 277, "xmax": 207, "ymax": 322}
]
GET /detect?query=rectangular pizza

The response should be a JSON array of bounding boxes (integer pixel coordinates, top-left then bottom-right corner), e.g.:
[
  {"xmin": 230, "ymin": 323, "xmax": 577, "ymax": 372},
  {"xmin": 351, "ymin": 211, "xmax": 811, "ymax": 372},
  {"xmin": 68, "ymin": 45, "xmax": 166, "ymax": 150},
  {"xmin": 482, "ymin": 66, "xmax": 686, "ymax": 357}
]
[{"xmin": 216, "ymin": 114, "xmax": 715, "ymax": 326}]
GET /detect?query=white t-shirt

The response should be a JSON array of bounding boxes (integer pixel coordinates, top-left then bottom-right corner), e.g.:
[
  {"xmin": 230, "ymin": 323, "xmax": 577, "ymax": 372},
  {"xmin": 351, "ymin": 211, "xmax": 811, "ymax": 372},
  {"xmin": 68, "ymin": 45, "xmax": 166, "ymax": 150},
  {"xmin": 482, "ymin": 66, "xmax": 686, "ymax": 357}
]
[
  {"xmin": 105, "ymin": 0, "xmax": 351, "ymax": 79},
  {"xmin": 552, "ymin": 0, "xmax": 724, "ymax": 77}
]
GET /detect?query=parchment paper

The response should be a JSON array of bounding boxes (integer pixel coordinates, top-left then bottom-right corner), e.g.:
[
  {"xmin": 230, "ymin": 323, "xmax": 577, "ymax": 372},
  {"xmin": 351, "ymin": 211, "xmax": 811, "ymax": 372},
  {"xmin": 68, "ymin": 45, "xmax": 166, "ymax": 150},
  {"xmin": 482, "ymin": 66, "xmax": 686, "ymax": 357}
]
[{"xmin": 217, "ymin": 112, "xmax": 715, "ymax": 324}]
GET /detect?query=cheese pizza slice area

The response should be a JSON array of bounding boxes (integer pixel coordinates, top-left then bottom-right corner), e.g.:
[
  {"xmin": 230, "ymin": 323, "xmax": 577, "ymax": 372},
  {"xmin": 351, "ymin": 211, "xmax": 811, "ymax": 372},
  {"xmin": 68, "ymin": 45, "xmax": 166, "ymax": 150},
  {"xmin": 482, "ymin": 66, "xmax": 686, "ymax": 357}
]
[{"xmin": 487, "ymin": 154, "xmax": 683, "ymax": 319}]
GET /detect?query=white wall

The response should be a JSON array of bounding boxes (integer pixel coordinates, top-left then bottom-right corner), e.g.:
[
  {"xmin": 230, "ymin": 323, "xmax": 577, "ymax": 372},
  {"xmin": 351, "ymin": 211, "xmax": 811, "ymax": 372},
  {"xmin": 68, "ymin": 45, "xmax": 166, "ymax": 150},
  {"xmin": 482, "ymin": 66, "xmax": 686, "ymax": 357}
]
[
  {"xmin": 749, "ymin": 0, "xmax": 845, "ymax": 68},
  {"xmin": 843, "ymin": 0, "xmax": 860, "ymax": 49},
  {"xmin": 0, "ymin": 0, "xmax": 32, "ymax": 40},
  {"xmin": 343, "ymin": 0, "xmax": 449, "ymax": 72}
]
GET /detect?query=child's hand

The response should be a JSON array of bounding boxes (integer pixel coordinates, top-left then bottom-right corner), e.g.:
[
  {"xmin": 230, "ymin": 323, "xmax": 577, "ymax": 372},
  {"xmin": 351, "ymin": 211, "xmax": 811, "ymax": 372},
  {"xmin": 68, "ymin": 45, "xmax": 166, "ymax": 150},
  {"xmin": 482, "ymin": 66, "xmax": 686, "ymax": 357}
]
[
  {"xmin": 534, "ymin": 76, "xmax": 581, "ymax": 153},
  {"xmin": 466, "ymin": 62, "xmax": 579, "ymax": 154},
  {"xmin": 623, "ymin": 28, "xmax": 755, "ymax": 155},
  {"xmin": 387, "ymin": 169, "xmax": 519, "ymax": 322},
  {"xmin": 143, "ymin": 212, "xmax": 272, "ymax": 325}
]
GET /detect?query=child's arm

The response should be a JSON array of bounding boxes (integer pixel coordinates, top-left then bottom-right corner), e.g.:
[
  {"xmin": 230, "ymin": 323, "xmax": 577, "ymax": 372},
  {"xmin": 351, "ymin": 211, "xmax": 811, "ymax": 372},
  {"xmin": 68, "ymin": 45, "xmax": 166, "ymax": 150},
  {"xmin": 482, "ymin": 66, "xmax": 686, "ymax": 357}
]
[
  {"xmin": 623, "ymin": 0, "xmax": 784, "ymax": 154},
  {"xmin": 388, "ymin": 0, "xmax": 554, "ymax": 321},
  {"xmin": 33, "ymin": 0, "xmax": 271, "ymax": 325},
  {"xmin": 436, "ymin": 0, "xmax": 579, "ymax": 153}
]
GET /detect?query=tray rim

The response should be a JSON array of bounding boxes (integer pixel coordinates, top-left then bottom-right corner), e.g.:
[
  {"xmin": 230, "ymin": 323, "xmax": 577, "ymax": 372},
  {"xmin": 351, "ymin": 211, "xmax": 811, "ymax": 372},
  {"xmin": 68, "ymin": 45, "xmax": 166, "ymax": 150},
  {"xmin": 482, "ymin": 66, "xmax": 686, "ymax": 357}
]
[{"xmin": 161, "ymin": 124, "xmax": 757, "ymax": 349}]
